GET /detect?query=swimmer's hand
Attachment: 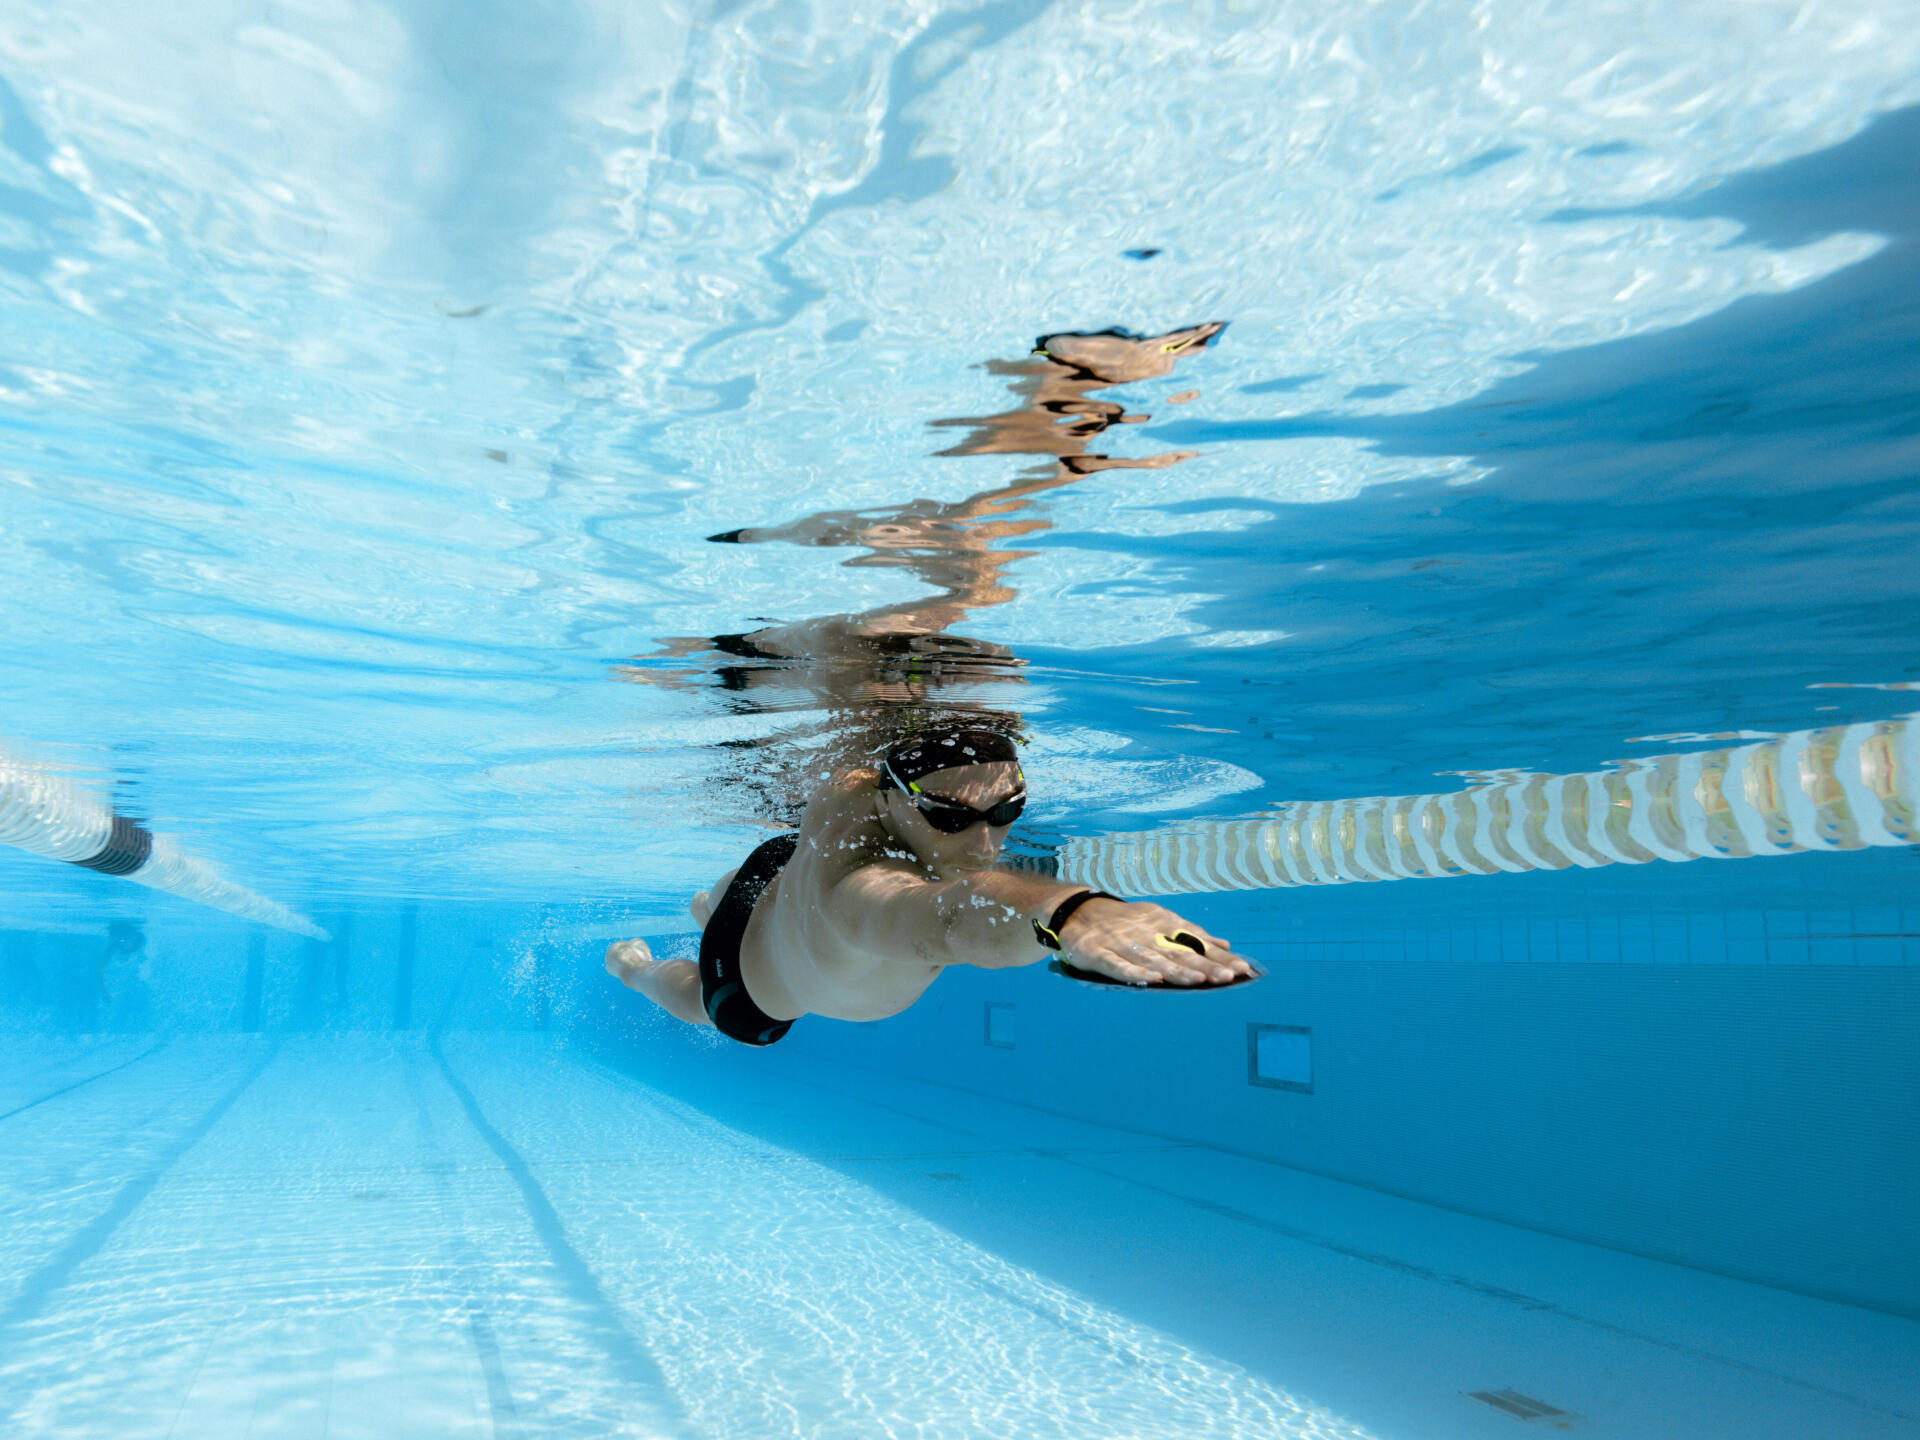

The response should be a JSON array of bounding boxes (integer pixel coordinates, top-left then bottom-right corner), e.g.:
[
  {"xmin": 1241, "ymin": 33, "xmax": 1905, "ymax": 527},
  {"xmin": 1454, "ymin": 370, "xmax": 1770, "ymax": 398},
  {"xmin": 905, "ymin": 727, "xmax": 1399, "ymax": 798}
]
[
  {"xmin": 604, "ymin": 939, "xmax": 653, "ymax": 984},
  {"xmin": 1057, "ymin": 899, "xmax": 1256, "ymax": 986}
]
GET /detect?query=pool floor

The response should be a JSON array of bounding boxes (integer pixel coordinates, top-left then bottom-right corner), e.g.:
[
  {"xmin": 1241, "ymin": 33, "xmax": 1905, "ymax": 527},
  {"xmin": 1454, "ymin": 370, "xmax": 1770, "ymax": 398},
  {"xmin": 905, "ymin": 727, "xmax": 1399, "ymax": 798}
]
[{"xmin": 2, "ymin": 1033, "xmax": 1914, "ymax": 1439}]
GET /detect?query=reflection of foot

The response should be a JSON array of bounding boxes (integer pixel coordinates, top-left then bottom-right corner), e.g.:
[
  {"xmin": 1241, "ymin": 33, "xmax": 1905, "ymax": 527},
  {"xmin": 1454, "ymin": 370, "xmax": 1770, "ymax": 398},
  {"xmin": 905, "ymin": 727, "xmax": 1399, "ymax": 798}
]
[{"xmin": 604, "ymin": 939, "xmax": 653, "ymax": 981}]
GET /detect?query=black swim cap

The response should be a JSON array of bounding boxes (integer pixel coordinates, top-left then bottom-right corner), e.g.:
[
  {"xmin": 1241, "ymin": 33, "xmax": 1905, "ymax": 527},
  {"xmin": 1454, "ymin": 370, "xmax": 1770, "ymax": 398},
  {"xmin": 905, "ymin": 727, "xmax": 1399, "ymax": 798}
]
[{"xmin": 878, "ymin": 727, "xmax": 1020, "ymax": 790}]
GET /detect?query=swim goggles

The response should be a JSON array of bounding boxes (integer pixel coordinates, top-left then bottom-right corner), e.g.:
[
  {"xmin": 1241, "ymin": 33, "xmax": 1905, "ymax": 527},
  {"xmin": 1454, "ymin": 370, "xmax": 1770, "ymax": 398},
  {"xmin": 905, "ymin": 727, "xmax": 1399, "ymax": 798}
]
[{"xmin": 881, "ymin": 756, "xmax": 1027, "ymax": 833}]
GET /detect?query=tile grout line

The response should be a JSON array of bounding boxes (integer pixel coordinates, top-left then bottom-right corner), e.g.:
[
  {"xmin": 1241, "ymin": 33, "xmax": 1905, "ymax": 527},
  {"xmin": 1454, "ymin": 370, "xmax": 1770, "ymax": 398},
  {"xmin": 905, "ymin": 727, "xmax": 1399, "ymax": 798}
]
[
  {"xmin": 428, "ymin": 1033, "xmax": 697, "ymax": 1439},
  {"xmin": 753, "ymin": 1056, "xmax": 1918, "ymax": 1426},
  {"xmin": 0, "ymin": 1038, "xmax": 170, "ymax": 1124},
  {"xmin": 0, "ymin": 1040, "xmax": 282, "ymax": 1434}
]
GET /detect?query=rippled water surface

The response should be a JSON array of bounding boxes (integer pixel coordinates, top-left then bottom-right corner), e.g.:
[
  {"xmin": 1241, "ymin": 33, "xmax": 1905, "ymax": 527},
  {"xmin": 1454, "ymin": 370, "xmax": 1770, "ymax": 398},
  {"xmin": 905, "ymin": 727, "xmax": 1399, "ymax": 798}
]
[
  {"xmin": 4, "ymin": 7, "xmax": 1920, "ymax": 1439},
  {"xmin": 3, "ymin": 0, "xmax": 1918, "ymax": 919}
]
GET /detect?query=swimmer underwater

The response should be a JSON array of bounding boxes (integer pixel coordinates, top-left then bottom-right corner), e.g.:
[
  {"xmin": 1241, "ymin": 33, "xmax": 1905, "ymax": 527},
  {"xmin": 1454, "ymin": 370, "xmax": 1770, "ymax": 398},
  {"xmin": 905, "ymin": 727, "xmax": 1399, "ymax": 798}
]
[{"xmin": 606, "ymin": 727, "xmax": 1260, "ymax": 1045}]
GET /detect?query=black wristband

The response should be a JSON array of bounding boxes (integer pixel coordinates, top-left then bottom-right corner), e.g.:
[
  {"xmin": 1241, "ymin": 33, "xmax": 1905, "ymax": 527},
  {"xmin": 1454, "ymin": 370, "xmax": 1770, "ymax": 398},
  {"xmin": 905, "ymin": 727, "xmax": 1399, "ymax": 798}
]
[{"xmin": 1032, "ymin": 890, "xmax": 1120, "ymax": 950}]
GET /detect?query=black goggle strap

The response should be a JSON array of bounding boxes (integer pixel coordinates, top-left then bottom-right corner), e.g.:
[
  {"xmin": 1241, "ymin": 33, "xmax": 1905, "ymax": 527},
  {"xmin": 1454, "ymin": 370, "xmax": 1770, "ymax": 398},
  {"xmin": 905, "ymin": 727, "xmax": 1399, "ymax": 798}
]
[{"xmin": 1032, "ymin": 889, "xmax": 1121, "ymax": 950}]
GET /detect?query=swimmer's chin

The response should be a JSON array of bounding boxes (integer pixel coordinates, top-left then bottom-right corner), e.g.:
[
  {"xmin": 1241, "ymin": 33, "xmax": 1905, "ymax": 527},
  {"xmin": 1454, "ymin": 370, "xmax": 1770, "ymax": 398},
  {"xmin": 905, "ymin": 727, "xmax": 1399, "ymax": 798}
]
[{"xmin": 935, "ymin": 858, "xmax": 996, "ymax": 877}]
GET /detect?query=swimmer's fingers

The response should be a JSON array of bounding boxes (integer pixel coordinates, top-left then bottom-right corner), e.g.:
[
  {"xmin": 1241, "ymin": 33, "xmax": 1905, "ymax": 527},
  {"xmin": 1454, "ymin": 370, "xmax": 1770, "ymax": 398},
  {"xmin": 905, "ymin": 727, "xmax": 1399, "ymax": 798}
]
[
  {"xmin": 1059, "ymin": 923, "xmax": 1187, "ymax": 985},
  {"xmin": 1098, "ymin": 936, "xmax": 1210, "ymax": 986},
  {"xmin": 1147, "ymin": 916, "xmax": 1256, "ymax": 983},
  {"xmin": 1212, "ymin": 948, "xmax": 1260, "ymax": 981},
  {"xmin": 1070, "ymin": 944, "xmax": 1165, "ymax": 987},
  {"xmin": 1064, "ymin": 904, "xmax": 1226, "ymax": 984},
  {"xmin": 1140, "ymin": 939, "xmax": 1216, "ymax": 986},
  {"xmin": 1181, "ymin": 929, "xmax": 1259, "ymax": 981}
]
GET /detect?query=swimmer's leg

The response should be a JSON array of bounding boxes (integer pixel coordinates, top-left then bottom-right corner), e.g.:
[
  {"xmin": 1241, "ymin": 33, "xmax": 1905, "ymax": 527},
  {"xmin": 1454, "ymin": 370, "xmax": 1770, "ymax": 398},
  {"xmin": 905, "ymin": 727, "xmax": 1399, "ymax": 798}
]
[
  {"xmin": 689, "ymin": 865, "xmax": 739, "ymax": 928},
  {"xmin": 605, "ymin": 940, "xmax": 711, "ymax": 1027}
]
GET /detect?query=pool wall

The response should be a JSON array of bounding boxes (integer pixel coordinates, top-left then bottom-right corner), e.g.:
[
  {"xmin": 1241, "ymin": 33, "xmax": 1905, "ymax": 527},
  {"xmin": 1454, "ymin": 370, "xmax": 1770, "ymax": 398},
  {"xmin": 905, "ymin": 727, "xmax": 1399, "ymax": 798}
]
[
  {"xmin": 5, "ymin": 844, "xmax": 1917, "ymax": 1320},
  {"xmin": 767, "ymin": 850, "xmax": 1920, "ymax": 1320}
]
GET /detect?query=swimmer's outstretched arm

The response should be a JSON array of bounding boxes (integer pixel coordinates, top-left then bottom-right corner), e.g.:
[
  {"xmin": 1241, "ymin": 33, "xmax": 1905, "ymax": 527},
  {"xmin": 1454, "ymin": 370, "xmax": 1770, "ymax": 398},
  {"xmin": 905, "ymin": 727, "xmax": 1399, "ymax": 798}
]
[{"xmin": 825, "ymin": 864, "xmax": 1256, "ymax": 987}]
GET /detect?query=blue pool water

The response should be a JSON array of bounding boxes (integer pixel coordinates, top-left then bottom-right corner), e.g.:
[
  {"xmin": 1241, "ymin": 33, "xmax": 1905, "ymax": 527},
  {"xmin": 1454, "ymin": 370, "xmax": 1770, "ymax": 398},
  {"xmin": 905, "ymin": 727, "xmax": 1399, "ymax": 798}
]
[{"xmin": 2, "ymin": 3, "xmax": 1919, "ymax": 1436}]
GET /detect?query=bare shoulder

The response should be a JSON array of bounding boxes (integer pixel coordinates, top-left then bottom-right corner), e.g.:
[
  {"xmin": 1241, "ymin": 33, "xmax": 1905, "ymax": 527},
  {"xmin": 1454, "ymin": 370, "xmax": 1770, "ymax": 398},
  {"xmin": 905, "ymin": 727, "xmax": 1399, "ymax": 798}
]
[
  {"xmin": 808, "ymin": 765, "xmax": 881, "ymax": 815},
  {"xmin": 792, "ymin": 768, "xmax": 923, "ymax": 898},
  {"xmin": 798, "ymin": 767, "xmax": 899, "ymax": 839},
  {"xmin": 794, "ymin": 771, "xmax": 944, "ymax": 966}
]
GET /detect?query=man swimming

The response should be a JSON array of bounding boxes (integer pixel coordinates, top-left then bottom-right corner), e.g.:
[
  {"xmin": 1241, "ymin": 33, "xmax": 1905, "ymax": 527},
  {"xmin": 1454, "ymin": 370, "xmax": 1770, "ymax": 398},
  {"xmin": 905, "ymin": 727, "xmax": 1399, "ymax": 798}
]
[{"xmin": 605, "ymin": 726, "xmax": 1257, "ymax": 1045}]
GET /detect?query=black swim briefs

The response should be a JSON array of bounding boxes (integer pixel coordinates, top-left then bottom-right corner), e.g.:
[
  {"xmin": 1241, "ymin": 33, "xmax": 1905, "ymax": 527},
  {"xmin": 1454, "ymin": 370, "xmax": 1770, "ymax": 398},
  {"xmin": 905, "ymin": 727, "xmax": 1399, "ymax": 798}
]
[{"xmin": 698, "ymin": 832, "xmax": 799, "ymax": 1047}]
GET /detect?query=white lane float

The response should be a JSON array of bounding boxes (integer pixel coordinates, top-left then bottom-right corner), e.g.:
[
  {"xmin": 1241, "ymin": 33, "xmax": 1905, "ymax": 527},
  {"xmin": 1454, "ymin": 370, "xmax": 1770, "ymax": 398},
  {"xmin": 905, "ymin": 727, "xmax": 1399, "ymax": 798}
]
[
  {"xmin": 0, "ymin": 740, "xmax": 329, "ymax": 939},
  {"xmin": 1057, "ymin": 718, "xmax": 1918, "ymax": 897}
]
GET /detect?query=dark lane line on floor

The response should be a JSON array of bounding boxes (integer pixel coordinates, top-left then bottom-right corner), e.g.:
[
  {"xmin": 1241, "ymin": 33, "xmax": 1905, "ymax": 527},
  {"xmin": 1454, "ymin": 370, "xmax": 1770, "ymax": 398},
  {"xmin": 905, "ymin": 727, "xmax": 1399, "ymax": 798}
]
[
  {"xmin": 467, "ymin": 1310, "xmax": 521, "ymax": 1440},
  {"xmin": 735, "ymin": 1058, "xmax": 1918, "ymax": 1426},
  {"xmin": 0, "ymin": 1074, "xmax": 253, "ymax": 1252},
  {"xmin": 0, "ymin": 1039, "xmax": 171, "ymax": 1124},
  {"xmin": 0, "ymin": 1040, "xmax": 112, "ymax": 1096},
  {"xmin": 427, "ymin": 1034, "xmax": 694, "ymax": 1439},
  {"xmin": 399, "ymin": 1050, "xmax": 523, "ymax": 1440},
  {"xmin": 1095, "ymin": 1169, "xmax": 1919, "ymax": 1425},
  {"xmin": 0, "ymin": 1039, "xmax": 281, "ymax": 1428}
]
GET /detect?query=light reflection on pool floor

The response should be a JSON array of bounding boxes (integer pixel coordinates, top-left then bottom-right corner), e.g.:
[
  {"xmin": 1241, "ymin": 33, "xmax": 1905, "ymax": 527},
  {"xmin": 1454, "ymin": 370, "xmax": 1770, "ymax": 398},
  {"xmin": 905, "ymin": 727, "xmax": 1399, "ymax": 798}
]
[{"xmin": 0, "ymin": 1033, "xmax": 1913, "ymax": 1439}]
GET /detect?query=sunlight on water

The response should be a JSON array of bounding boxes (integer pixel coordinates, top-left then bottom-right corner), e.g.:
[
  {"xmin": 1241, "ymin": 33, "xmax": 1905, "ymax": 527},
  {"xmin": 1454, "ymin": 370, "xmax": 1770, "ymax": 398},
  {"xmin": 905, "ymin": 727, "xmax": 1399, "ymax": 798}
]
[
  {"xmin": 0, "ymin": 1036, "xmax": 1383, "ymax": 1439},
  {"xmin": 2, "ymin": 1, "xmax": 1918, "ymax": 913},
  {"xmin": 2, "ymin": 8, "xmax": 1919, "ymax": 1435}
]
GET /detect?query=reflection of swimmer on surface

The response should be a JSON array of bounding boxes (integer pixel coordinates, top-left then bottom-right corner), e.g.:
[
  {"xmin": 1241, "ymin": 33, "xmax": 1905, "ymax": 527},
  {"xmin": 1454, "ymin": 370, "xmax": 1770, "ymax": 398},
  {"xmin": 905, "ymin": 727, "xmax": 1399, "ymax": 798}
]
[
  {"xmin": 622, "ymin": 325, "xmax": 1221, "ymax": 703},
  {"xmin": 618, "ymin": 324, "xmax": 1224, "ymax": 803},
  {"xmin": 606, "ymin": 726, "xmax": 1257, "ymax": 1043},
  {"xmin": 927, "ymin": 321, "xmax": 1224, "ymax": 471}
]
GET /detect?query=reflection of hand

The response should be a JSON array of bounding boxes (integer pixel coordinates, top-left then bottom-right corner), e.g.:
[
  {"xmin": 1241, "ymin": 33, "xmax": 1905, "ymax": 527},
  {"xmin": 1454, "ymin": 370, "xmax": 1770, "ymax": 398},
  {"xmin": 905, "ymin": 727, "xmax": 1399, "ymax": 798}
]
[{"xmin": 1057, "ymin": 899, "xmax": 1256, "ymax": 986}]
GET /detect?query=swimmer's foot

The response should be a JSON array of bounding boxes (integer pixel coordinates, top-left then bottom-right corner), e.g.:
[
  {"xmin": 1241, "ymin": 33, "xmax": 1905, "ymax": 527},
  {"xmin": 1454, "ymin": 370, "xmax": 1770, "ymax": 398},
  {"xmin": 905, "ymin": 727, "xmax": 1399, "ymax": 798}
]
[
  {"xmin": 605, "ymin": 938, "xmax": 654, "ymax": 984},
  {"xmin": 689, "ymin": 866, "xmax": 737, "ymax": 930}
]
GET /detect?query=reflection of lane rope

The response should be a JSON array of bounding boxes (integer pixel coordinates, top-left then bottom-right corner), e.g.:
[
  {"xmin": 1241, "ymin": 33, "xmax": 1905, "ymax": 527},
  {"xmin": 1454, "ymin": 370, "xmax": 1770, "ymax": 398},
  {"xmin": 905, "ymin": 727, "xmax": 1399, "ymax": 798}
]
[
  {"xmin": 1058, "ymin": 718, "xmax": 1918, "ymax": 897},
  {"xmin": 0, "ymin": 741, "xmax": 328, "ymax": 939}
]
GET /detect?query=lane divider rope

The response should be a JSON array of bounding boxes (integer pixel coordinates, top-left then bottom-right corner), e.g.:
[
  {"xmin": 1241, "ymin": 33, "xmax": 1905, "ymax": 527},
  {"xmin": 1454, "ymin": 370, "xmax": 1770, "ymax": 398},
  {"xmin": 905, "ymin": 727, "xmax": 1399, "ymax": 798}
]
[
  {"xmin": 1056, "ymin": 717, "xmax": 1918, "ymax": 896},
  {"xmin": 0, "ymin": 740, "xmax": 328, "ymax": 938}
]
